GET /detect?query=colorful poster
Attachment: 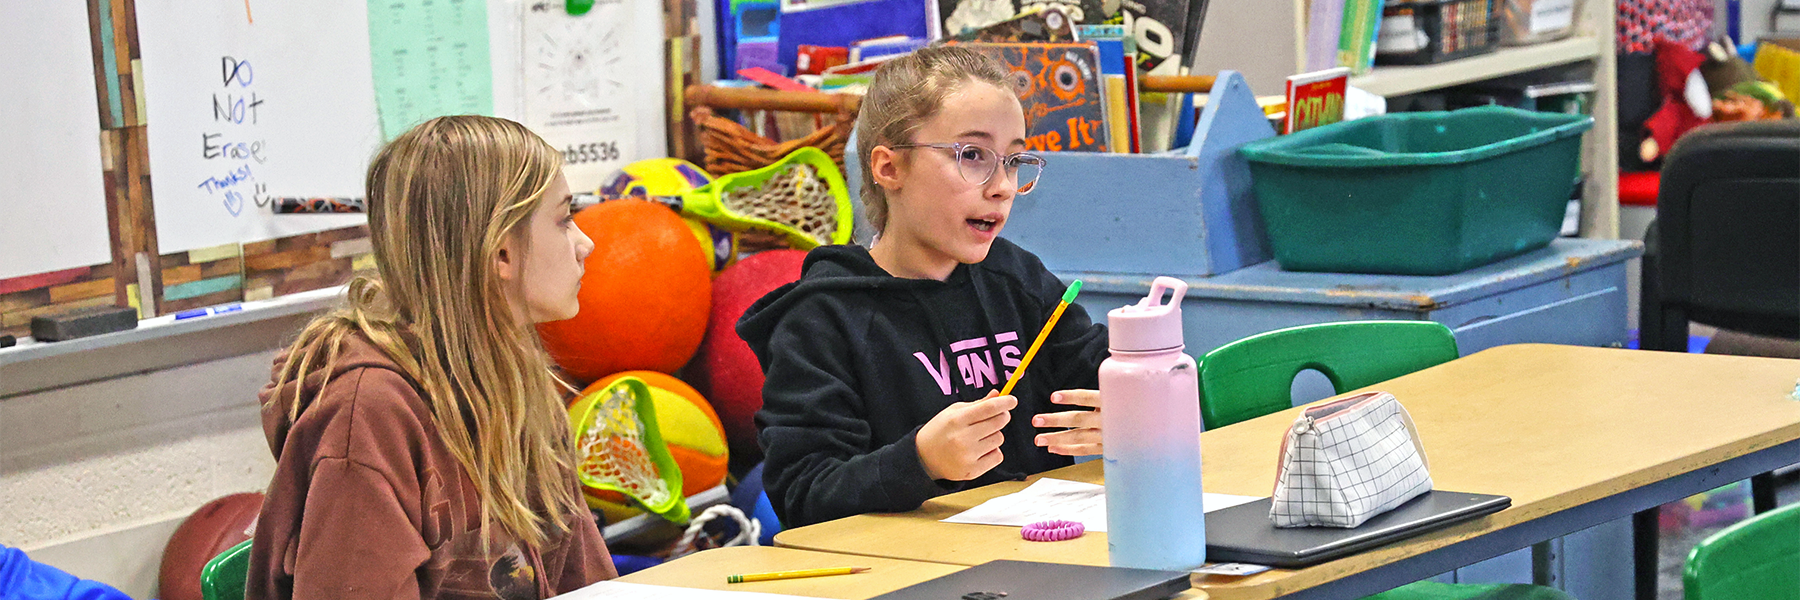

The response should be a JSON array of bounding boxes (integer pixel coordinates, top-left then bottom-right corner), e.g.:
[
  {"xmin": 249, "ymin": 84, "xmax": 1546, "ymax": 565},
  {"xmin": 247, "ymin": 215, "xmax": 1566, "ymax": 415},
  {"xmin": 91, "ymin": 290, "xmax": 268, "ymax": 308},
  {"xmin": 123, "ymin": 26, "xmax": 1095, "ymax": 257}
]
[{"xmin": 367, "ymin": 0, "xmax": 495, "ymax": 140}]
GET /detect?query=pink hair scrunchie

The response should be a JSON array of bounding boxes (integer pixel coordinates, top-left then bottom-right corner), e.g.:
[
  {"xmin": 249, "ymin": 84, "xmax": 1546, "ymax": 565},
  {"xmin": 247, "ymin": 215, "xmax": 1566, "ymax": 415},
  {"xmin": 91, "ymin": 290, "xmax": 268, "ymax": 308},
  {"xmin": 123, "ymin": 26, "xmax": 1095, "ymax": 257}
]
[{"xmin": 1021, "ymin": 520, "xmax": 1085, "ymax": 542}]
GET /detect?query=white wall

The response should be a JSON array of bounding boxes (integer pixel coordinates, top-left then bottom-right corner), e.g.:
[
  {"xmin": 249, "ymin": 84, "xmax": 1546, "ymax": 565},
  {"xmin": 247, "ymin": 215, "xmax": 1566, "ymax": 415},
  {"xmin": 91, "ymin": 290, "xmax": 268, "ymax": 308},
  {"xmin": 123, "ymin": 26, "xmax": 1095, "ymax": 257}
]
[
  {"xmin": 1739, "ymin": 0, "xmax": 1790, "ymax": 44},
  {"xmin": 1, "ymin": 350, "xmax": 279, "ymax": 598},
  {"xmin": 1191, "ymin": 0, "xmax": 1298, "ymax": 95}
]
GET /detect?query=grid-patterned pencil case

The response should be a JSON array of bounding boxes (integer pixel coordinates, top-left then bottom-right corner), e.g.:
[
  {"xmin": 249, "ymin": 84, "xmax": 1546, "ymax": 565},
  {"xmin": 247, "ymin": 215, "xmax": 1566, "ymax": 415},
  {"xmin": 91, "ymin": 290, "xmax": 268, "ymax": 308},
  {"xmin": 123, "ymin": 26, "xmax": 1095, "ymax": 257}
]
[{"xmin": 1271, "ymin": 391, "xmax": 1433, "ymax": 528}]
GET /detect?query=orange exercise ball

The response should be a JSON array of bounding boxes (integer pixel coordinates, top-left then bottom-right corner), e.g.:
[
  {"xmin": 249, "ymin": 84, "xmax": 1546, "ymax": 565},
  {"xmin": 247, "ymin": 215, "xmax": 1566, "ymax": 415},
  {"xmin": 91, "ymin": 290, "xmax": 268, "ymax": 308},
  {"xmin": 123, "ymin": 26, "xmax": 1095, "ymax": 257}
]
[{"xmin": 539, "ymin": 200, "xmax": 712, "ymax": 382}]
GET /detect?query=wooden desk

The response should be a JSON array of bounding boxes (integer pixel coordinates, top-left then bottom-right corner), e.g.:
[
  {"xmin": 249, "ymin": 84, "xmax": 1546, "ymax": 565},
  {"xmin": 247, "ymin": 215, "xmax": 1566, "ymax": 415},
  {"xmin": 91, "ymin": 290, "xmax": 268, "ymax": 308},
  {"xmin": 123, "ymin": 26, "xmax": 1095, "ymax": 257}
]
[
  {"xmin": 617, "ymin": 547, "xmax": 963, "ymax": 599},
  {"xmin": 774, "ymin": 345, "xmax": 1800, "ymax": 600},
  {"xmin": 616, "ymin": 546, "xmax": 1206, "ymax": 599}
]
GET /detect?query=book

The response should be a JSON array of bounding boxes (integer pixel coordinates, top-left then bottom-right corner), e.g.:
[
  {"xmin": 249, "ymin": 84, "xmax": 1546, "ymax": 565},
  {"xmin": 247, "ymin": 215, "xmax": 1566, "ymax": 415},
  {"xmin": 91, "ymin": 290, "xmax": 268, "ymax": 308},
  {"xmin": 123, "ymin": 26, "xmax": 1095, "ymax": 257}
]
[
  {"xmin": 1284, "ymin": 67, "xmax": 1350, "ymax": 134},
  {"xmin": 956, "ymin": 42, "xmax": 1112, "ymax": 152},
  {"xmin": 951, "ymin": 7, "xmax": 1078, "ymax": 43},
  {"xmin": 1304, "ymin": 0, "xmax": 1347, "ymax": 71},
  {"xmin": 1337, "ymin": 0, "xmax": 1384, "ymax": 75},
  {"xmin": 1091, "ymin": 33, "xmax": 1140, "ymax": 152},
  {"xmin": 1075, "ymin": 23, "xmax": 1128, "ymax": 40},
  {"xmin": 849, "ymin": 36, "xmax": 928, "ymax": 62},
  {"xmin": 938, "ymin": 0, "xmax": 1197, "ymax": 76}
]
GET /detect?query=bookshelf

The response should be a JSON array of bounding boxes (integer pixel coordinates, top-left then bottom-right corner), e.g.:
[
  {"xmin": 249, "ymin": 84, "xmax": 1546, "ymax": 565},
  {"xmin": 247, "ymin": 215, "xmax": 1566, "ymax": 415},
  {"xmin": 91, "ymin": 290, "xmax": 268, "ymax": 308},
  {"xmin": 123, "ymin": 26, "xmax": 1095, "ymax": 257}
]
[
  {"xmin": 1348, "ymin": 36, "xmax": 1602, "ymax": 96},
  {"xmin": 1294, "ymin": 0, "xmax": 1620, "ymax": 239}
]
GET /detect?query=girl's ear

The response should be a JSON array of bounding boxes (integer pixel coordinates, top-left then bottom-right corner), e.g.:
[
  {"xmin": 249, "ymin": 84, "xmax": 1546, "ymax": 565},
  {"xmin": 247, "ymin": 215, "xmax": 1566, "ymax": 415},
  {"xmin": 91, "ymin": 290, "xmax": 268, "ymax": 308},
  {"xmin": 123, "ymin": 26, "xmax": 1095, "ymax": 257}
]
[
  {"xmin": 869, "ymin": 145, "xmax": 904, "ymax": 192},
  {"xmin": 495, "ymin": 237, "xmax": 520, "ymax": 282}
]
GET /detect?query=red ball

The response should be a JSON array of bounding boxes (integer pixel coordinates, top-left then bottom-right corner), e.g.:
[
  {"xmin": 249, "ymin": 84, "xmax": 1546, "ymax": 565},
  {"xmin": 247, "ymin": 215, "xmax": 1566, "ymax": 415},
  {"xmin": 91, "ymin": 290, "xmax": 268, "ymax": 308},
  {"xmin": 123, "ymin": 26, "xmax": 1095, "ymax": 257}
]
[
  {"xmin": 159, "ymin": 492, "xmax": 264, "ymax": 600},
  {"xmin": 539, "ymin": 200, "xmax": 712, "ymax": 382},
  {"xmin": 692, "ymin": 249, "xmax": 806, "ymax": 460}
]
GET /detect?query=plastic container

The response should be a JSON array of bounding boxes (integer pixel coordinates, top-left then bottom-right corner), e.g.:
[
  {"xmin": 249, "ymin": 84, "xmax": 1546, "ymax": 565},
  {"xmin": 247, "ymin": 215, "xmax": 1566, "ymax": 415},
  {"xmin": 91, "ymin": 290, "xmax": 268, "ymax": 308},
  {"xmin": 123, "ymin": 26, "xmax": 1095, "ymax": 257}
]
[
  {"xmin": 1237, "ymin": 105, "xmax": 1593, "ymax": 276},
  {"xmin": 1375, "ymin": 0, "xmax": 1501, "ymax": 66},
  {"xmin": 1500, "ymin": 0, "xmax": 1580, "ymax": 46},
  {"xmin": 1100, "ymin": 277, "xmax": 1207, "ymax": 571}
]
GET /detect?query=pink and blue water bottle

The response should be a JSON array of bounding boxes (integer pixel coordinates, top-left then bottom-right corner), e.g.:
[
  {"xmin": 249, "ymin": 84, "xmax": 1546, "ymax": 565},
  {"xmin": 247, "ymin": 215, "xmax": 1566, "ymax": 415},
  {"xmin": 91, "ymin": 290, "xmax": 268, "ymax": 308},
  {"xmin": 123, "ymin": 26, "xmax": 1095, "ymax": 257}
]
[{"xmin": 1100, "ymin": 276, "xmax": 1207, "ymax": 570}]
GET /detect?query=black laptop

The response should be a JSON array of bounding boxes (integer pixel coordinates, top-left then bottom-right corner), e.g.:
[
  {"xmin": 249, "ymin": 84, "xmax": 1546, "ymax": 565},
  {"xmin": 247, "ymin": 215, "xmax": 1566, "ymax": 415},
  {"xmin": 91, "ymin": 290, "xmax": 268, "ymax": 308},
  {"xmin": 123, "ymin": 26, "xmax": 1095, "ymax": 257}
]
[
  {"xmin": 869, "ymin": 560, "xmax": 1192, "ymax": 600},
  {"xmin": 1203, "ymin": 490, "xmax": 1512, "ymax": 569}
]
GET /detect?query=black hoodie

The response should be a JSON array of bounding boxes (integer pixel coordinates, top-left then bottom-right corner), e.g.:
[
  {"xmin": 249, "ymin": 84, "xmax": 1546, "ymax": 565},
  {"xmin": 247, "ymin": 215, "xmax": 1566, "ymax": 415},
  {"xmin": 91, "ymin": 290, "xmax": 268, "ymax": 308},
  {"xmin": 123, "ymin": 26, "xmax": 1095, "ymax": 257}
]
[{"xmin": 737, "ymin": 237, "xmax": 1110, "ymax": 527}]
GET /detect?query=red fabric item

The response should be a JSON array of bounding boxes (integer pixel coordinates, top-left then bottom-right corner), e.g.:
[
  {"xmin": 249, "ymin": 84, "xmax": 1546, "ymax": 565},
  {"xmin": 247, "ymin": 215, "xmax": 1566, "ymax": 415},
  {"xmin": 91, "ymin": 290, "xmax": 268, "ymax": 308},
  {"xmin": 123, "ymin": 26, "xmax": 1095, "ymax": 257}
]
[
  {"xmin": 1644, "ymin": 41, "xmax": 1711, "ymax": 161},
  {"xmin": 1619, "ymin": 171, "xmax": 1662, "ymax": 206},
  {"xmin": 1618, "ymin": 0, "xmax": 1713, "ymax": 54}
]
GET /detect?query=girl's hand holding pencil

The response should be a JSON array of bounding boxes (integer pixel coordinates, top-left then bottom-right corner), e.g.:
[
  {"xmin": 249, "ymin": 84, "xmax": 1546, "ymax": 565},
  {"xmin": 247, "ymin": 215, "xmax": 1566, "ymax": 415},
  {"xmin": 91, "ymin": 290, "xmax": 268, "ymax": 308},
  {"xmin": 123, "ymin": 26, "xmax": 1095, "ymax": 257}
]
[
  {"xmin": 1006, "ymin": 279, "xmax": 1105, "ymax": 457},
  {"xmin": 916, "ymin": 391, "xmax": 1017, "ymax": 481}
]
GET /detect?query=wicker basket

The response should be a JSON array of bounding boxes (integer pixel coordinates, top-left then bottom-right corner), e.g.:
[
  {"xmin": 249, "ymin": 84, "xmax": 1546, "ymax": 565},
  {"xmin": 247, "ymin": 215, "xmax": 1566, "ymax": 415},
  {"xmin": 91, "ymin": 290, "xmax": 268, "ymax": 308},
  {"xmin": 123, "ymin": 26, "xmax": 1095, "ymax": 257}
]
[{"xmin": 690, "ymin": 106, "xmax": 853, "ymax": 177}]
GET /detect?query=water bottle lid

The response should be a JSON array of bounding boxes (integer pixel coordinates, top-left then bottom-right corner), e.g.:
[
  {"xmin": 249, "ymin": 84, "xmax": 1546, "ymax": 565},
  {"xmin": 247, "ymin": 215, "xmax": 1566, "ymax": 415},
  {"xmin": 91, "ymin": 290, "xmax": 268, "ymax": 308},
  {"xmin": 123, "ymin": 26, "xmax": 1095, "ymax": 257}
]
[{"xmin": 1107, "ymin": 276, "xmax": 1187, "ymax": 352}]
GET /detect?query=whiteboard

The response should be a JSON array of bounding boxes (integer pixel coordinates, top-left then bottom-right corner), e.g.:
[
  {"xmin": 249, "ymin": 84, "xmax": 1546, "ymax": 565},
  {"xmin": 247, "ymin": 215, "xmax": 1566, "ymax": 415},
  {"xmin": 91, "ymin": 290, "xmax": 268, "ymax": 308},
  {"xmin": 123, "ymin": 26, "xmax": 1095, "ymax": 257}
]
[
  {"xmin": 133, "ymin": 0, "xmax": 665, "ymax": 254},
  {"xmin": 135, "ymin": 0, "xmax": 377, "ymax": 254},
  {"xmin": 0, "ymin": 0, "xmax": 673, "ymax": 264},
  {"xmin": 0, "ymin": 2, "xmax": 114, "ymax": 280}
]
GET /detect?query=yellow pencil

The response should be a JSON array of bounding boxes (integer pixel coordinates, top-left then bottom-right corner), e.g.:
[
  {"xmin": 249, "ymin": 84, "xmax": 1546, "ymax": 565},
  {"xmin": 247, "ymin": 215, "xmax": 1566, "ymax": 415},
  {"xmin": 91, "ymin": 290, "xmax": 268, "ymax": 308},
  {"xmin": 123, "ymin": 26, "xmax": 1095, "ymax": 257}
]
[
  {"xmin": 726, "ymin": 566, "xmax": 872, "ymax": 583},
  {"xmin": 999, "ymin": 280, "xmax": 1083, "ymax": 397}
]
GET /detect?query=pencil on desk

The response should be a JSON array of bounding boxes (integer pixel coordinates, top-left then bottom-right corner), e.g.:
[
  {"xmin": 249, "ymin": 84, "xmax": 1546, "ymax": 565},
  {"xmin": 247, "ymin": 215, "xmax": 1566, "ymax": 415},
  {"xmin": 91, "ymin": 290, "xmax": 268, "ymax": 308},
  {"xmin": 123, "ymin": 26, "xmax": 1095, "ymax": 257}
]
[
  {"xmin": 998, "ymin": 280, "xmax": 1083, "ymax": 397},
  {"xmin": 726, "ymin": 566, "xmax": 871, "ymax": 583}
]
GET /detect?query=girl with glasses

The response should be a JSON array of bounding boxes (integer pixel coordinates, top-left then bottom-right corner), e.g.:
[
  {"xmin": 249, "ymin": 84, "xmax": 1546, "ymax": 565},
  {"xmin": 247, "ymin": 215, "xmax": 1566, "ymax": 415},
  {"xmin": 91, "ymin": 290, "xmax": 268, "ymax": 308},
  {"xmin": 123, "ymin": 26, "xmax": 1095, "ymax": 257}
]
[{"xmin": 738, "ymin": 45, "xmax": 1109, "ymax": 527}]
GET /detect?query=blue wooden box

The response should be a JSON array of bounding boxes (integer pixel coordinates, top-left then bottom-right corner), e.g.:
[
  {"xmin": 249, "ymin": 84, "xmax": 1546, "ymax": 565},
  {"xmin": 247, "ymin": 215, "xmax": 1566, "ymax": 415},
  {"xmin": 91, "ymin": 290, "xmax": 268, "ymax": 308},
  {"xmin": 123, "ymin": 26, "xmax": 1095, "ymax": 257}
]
[
  {"xmin": 844, "ymin": 71, "xmax": 1277, "ymax": 277},
  {"xmin": 1064, "ymin": 238, "xmax": 1643, "ymax": 358}
]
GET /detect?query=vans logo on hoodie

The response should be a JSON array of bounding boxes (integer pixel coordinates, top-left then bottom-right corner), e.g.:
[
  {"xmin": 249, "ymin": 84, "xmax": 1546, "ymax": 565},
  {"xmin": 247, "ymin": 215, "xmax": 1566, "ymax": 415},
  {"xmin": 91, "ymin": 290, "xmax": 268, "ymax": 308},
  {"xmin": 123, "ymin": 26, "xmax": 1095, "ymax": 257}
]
[{"xmin": 912, "ymin": 331, "xmax": 1022, "ymax": 395}]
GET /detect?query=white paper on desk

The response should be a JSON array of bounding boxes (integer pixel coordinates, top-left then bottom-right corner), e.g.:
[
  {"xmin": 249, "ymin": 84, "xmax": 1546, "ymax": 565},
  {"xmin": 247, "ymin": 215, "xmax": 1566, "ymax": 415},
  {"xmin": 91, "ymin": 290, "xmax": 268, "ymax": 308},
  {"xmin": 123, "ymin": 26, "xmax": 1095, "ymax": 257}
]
[
  {"xmin": 940, "ymin": 478, "xmax": 1262, "ymax": 533},
  {"xmin": 554, "ymin": 581, "xmax": 815, "ymax": 600}
]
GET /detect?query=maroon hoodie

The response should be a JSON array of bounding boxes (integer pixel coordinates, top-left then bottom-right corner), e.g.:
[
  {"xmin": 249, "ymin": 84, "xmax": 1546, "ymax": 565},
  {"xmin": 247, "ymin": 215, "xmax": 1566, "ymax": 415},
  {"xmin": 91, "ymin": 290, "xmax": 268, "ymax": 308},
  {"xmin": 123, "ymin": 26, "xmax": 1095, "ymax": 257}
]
[{"xmin": 248, "ymin": 334, "xmax": 615, "ymax": 600}]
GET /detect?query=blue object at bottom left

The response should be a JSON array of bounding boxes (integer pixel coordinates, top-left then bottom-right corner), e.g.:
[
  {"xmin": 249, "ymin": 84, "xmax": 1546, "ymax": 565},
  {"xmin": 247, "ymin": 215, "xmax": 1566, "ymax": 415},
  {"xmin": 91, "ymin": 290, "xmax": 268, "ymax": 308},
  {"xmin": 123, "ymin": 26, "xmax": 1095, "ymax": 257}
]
[{"xmin": 0, "ymin": 546, "xmax": 132, "ymax": 600}]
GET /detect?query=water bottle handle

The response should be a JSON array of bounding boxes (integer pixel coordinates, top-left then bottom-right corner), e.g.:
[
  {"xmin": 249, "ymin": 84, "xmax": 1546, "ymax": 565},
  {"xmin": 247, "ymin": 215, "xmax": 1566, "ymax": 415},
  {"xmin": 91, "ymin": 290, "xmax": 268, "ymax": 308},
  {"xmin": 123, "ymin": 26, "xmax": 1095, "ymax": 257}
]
[{"xmin": 1143, "ymin": 276, "xmax": 1189, "ymax": 309}]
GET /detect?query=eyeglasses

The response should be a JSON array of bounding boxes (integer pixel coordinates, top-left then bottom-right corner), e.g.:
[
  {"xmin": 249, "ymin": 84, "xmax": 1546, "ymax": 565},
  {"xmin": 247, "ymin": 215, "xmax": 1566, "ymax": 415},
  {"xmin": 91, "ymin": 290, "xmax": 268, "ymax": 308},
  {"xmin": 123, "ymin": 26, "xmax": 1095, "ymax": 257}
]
[{"xmin": 889, "ymin": 142, "xmax": 1047, "ymax": 195}]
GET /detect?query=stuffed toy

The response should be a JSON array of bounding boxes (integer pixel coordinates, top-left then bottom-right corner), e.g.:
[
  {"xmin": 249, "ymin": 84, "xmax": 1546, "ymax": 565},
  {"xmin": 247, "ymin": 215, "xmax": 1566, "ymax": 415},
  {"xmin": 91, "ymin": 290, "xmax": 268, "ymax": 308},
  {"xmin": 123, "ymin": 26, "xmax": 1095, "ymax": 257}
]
[
  {"xmin": 1640, "ymin": 38, "xmax": 1795, "ymax": 164},
  {"xmin": 1639, "ymin": 40, "xmax": 1712, "ymax": 164},
  {"xmin": 1700, "ymin": 39, "xmax": 1795, "ymax": 123}
]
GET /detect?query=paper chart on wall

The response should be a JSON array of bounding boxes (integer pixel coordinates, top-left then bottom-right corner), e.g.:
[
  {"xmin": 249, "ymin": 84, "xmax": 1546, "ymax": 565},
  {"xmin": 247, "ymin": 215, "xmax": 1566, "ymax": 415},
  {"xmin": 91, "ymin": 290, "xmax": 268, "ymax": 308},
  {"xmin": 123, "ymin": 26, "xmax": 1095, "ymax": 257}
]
[
  {"xmin": 521, "ymin": 0, "xmax": 637, "ymax": 192},
  {"xmin": 367, "ymin": 0, "xmax": 496, "ymax": 140}
]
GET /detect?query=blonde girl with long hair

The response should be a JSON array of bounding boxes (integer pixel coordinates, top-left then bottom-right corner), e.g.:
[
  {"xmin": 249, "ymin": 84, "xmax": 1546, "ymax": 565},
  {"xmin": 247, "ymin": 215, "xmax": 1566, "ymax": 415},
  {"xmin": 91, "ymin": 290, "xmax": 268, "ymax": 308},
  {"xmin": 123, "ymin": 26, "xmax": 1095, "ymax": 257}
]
[{"xmin": 247, "ymin": 116, "xmax": 613, "ymax": 600}]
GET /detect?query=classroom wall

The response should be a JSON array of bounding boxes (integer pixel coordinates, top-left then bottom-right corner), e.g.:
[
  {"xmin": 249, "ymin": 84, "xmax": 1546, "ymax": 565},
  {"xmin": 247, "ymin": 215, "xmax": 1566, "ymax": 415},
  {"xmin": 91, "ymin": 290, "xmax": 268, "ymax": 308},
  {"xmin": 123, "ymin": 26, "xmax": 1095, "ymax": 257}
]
[
  {"xmin": 0, "ymin": 350, "xmax": 278, "ymax": 598},
  {"xmin": 1739, "ymin": 0, "xmax": 1788, "ymax": 43},
  {"xmin": 1190, "ymin": 0, "xmax": 1298, "ymax": 95}
]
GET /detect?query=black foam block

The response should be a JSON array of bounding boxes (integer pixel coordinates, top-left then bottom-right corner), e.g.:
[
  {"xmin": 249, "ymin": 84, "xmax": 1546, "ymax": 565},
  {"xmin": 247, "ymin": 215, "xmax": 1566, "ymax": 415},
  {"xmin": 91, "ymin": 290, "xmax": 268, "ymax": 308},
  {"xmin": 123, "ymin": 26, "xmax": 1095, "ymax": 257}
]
[{"xmin": 31, "ymin": 305, "xmax": 139, "ymax": 341}]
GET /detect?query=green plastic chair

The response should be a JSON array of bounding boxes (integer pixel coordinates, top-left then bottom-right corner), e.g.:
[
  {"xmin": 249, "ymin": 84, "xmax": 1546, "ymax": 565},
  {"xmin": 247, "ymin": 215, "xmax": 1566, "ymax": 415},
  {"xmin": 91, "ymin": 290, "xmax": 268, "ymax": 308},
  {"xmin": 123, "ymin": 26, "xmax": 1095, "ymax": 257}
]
[
  {"xmin": 1198, "ymin": 320, "xmax": 1460, "ymax": 430},
  {"xmin": 200, "ymin": 539, "xmax": 253, "ymax": 600},
  {"xmin": 1200, "ymin": 321, "xmax": 1571, "ymax": 600},
  {"xmin": 1682, "ymin": 500, "xmax": 1800, "ymax": 600},
  {"xmin": 1362, "ymin": 582, "xmax": 1578, "ymax": 600}
]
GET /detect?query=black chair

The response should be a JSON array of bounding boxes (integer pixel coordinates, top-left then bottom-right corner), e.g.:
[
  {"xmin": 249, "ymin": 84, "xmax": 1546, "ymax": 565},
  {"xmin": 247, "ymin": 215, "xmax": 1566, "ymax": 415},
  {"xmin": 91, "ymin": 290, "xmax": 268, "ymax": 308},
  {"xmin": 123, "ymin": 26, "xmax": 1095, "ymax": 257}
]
[{"xmin": 1635, "ymin": 119, "xmax": 1800, "ymax": 600}]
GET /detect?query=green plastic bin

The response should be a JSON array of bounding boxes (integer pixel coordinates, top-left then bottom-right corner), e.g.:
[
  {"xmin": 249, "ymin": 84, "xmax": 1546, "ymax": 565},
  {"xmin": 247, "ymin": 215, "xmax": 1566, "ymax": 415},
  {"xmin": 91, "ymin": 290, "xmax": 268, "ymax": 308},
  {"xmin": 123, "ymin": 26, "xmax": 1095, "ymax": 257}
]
[{"xmin": 1237, "ymin": 105, "xmax": 1593, "ymax": 276}]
